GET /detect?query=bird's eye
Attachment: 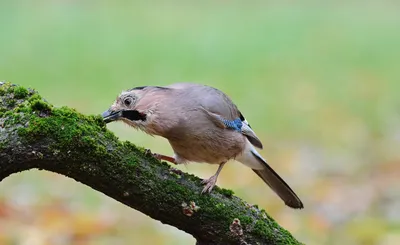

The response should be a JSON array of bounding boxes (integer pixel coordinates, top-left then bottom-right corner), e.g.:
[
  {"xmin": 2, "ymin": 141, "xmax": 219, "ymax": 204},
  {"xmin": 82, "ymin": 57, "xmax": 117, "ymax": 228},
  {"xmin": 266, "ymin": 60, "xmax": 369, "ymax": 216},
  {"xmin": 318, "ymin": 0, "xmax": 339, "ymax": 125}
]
[{"xmin": 124, "ymin": 97, "xmax": 134, "ymax": 107}]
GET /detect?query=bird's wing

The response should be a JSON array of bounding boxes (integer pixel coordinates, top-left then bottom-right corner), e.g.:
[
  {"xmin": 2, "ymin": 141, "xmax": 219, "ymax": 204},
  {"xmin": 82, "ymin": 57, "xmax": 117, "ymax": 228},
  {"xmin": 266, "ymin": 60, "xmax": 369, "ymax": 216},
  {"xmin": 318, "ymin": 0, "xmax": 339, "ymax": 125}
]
[
  {"xmin": 172, "ymin": 84, "xmax": 263, "ymax": 149},
  {"xmin": 200, "ymin": 107, "xmax": 263, "ymax": 149},
  {"xmin": 164, "ymin": 83, "xmax": 263, "ymax": 149}
]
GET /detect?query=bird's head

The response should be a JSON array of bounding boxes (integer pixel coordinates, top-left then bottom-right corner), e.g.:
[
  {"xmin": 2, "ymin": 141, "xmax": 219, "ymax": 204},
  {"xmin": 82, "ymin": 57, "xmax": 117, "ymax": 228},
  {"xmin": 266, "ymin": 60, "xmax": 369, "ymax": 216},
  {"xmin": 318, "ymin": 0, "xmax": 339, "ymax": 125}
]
[
  {"xmin": 101, "ymin": 87, "xmax": 150, "ymax": 128},
  {"xmin": 101, "ymin": 85, "xmax": 172, "ymax": 133}
]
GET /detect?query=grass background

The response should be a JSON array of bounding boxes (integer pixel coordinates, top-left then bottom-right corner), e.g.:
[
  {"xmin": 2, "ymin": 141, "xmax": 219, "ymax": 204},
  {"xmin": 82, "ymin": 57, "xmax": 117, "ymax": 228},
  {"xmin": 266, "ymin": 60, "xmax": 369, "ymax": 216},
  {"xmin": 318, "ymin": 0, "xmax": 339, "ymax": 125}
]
[{"xmin": 0, "ymin": 1, "xmax": 399, "ymax": 244}]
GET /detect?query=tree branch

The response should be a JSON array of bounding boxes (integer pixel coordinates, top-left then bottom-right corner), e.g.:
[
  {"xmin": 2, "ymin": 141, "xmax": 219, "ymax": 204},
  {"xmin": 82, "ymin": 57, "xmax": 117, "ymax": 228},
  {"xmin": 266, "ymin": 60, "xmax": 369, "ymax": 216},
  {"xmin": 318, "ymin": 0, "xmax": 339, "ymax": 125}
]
[{"xmin": 0, "ymin": 82, "xmax": 302, "ymax": 245}]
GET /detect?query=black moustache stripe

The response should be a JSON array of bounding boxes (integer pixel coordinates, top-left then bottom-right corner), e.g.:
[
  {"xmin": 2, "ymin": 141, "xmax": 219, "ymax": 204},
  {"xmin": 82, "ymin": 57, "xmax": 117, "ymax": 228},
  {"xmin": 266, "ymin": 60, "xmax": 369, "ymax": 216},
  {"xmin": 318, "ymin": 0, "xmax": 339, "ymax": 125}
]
[{"xmin": 122, "ymin": 110, "xmax": 147, "ymax": 121}]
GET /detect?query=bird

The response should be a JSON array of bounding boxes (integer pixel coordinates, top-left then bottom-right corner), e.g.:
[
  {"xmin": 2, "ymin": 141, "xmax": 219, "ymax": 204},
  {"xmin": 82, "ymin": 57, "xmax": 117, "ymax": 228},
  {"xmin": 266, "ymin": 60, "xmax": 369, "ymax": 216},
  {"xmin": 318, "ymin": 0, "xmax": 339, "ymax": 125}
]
[{"xmin": 102, "ymin": 83, "xmax": 303, "ymax": 209}]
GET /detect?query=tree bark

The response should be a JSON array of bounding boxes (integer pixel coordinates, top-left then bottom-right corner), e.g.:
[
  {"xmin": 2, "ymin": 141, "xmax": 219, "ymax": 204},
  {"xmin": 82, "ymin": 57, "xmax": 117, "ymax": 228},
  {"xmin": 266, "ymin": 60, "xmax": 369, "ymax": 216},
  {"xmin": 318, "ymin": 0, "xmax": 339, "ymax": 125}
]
[{"xmin": 0, "ymin": 82, "xmax": 302, "ymax": 245}]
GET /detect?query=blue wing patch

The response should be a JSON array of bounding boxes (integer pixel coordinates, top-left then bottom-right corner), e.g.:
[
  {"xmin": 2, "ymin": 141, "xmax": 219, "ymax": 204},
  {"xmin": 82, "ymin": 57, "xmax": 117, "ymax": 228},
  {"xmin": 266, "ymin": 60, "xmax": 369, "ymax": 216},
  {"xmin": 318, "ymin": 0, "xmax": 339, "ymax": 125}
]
[{"xmin": 222, "ymin": 118, "xmax": 243, "ymax": 132}]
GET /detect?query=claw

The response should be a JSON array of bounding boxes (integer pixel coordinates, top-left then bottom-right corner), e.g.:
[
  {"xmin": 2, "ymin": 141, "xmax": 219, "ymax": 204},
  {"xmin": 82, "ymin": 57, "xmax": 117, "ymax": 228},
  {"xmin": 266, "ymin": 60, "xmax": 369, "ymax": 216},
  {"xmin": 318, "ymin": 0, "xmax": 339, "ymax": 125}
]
[
  {"xmin": 200, "ymin": 162, "xmax": 226, "ymax": 194},
  {"xmin": 145, "ymin": 149, "xmax": 160, "ymax": 159},
  {"xmin": 144, "ymin": 149, "xmax": 153, "ymax": 156},
  {"xmin": 201, "ymin": 176, "xmax": 218, "ymax": 194}
]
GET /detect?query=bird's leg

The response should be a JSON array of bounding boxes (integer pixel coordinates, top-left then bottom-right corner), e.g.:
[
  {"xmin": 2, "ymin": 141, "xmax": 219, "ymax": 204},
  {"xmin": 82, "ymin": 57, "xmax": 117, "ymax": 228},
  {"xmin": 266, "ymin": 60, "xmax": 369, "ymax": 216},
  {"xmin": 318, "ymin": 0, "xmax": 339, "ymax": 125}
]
[
  {"xmin": 201, "ymin": 162, "xmax": 226, "ymax": 194},
  {"xmin": 145, "ymin": 149, "xmax": 177, "ymax": 164},
  {"xmin": 154, "ymin": 154, "xmax": 176, "ymax": 164}
]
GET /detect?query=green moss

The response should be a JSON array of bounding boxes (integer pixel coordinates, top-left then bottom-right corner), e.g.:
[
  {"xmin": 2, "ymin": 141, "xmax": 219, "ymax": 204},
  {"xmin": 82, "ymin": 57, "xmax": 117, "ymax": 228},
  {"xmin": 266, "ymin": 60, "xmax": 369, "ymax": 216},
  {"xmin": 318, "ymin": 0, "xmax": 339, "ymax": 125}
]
[
  {"xmin": 19, "ymin": 107, "xmax": 101, "ymax": 143},
  {"xmin": 0, "ymin": 141, "xmax": 5, "ymax": 151},
  {"xmin": 3, "ymin": 112, "xmax": 23, "ymax": 127},
  {"xmin": 3, "ymin": 84, "xmax": 113, "ymax": 163},
  {"xmin": 2, "ymin": 111, "xmax": 22, "ymax": 127},
  {"xmin": 28, "ymin": 93, "xmax": 42, "ymax": 102},
  {"xmin": 15, "ymin": 103, "xmax": 32, "ymax": 113},
  {"xmin": 124, "ymin": 155, "xmax": 140, "ymax": 167},
  {"xmin": 148, "ymin": 169, "xmax": 242, "ymax": 222},
  {"xmin": 252, "ymin": 219, "xmax": 299, "ymax": 244},
  {"xmin": 260, "ymin": 209, "xmax": 273, "ymax": 220},
  {"xmin": 157, "ymin": 175, "xmax": 239, "ymax": 222},
  {"xmin": 163, "ymin": 179, "xmax": 189, "ymax": 195},
  {"xmin": 30, "ymin": 99, "xmax": 51, "ymax": 111},
  {"xmin": 169, "ymin": 170, "xmax": 182, "ymax": 179},
  {"xmin": 5, "ymin": 98, "xmax": 16, "ymax": 107},
  {"xmin": 0, "ymin": 83, "xmax": 12, "ymax": 96},
  {"xmin": 220, "ymin": 188, "xmax": 234, "ymax": 197},
  {"xmin": 253, "ymin": 220, "xmax": 270, "ymax": 238},
  {"xmin": 17, "ymin": 112, "xmax": 110, "ymax": 162},
  {"xmin": 81, "ymin": 135, "xmax": 108, "ymax": 155},
  {"xmin": 0, "ymin": 83, "xmax": 29, "ymax": 101},
  {"xmin": 238, "ymin": 215, "xmax": 252, "ymax": 226},
  {"xmin": 1, "ymin": 84, "xmax": 114, "ymax": 161},
  {"xmin": 13, "ymin": 86, "xmax": 29, "ymax": 99},
  {"xmin": 184, "ymin": 172, "xmax": 203, "ymax": 186},
  {"xmin": 3, "ymin": 111, "xmax": 12, "ymax": 117},
  {"xmin": 215, "ymin": 202, "xmax": 225, "ymax": 209}
]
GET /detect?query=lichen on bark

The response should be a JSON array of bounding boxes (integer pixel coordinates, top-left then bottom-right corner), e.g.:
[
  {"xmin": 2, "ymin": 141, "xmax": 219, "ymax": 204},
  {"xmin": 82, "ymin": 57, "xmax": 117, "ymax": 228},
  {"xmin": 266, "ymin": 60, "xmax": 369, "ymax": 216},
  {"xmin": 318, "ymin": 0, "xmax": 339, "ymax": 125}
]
[{"xmin": 0, "ymin": 82, "xmax": 303, "ymax": 245}]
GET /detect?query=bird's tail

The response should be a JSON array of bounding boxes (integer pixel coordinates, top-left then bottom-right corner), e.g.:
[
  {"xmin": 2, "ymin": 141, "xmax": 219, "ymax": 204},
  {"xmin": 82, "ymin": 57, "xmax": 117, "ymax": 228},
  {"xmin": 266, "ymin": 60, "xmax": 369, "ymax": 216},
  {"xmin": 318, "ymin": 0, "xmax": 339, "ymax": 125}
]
[{"xmin": 250, "ymin": 150, "xmax": 304, "ymax": 209}]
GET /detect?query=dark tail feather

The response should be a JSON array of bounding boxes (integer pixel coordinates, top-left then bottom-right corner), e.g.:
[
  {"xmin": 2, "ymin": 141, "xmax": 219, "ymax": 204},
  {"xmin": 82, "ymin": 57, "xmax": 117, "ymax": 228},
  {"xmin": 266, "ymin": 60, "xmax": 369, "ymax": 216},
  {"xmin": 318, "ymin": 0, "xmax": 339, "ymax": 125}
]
[{"xmin": 251, "ymin": 151, "xmax": 304, "ymax": 209}]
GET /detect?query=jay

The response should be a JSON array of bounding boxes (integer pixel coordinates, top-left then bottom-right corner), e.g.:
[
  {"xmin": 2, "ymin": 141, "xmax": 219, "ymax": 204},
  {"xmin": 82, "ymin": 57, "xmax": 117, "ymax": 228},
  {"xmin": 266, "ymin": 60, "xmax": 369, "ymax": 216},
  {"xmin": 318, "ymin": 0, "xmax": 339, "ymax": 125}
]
[{"xmin": 102, "ymin": 83, "xmax": 303, "ymax": 209}]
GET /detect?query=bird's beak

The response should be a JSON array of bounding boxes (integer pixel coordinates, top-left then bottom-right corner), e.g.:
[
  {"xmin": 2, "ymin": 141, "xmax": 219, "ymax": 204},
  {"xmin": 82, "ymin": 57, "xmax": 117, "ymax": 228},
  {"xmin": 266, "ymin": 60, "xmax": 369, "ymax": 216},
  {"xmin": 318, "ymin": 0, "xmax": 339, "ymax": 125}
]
[{"xmin": 102, "ymin": 109, "xmax": 122, "ymax": 124}]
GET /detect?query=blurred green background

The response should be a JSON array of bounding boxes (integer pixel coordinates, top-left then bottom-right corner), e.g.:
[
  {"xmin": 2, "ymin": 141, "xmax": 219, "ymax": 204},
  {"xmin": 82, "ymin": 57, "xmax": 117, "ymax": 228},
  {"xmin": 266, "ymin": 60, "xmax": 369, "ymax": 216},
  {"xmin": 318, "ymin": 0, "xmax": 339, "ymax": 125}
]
[{"xmin": 1, "ymin": 1, "xmax": 399, "ymax": 244}]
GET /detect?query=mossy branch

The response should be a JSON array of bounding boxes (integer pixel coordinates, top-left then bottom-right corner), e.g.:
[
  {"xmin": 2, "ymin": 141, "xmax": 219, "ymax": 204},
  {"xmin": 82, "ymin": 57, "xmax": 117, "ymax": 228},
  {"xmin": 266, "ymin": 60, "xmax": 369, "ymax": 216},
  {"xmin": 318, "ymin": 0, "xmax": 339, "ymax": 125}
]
[{"xmin": 0, "ymin": 82, "xmax": 302, "ymax": 245}]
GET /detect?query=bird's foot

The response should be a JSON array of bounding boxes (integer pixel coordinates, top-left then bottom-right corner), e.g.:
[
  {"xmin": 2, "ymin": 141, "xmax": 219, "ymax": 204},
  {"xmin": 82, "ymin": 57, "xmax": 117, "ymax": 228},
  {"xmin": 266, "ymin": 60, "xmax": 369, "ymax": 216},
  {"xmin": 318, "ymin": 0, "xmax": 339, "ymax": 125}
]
[
  {"xmin": 144, "ymin": 149, "xmax": 158, "ymax": 159},
  {"xmin": 201, "ymin": 175, "xmax": 218, "ymax": 194},
  {"xmin": 145, "ymin": 149, "xmax": 177, "ymax": 164},
  {"xmin": 144, "ymin": 149, "xmax": 153, "ymax": 156}
]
